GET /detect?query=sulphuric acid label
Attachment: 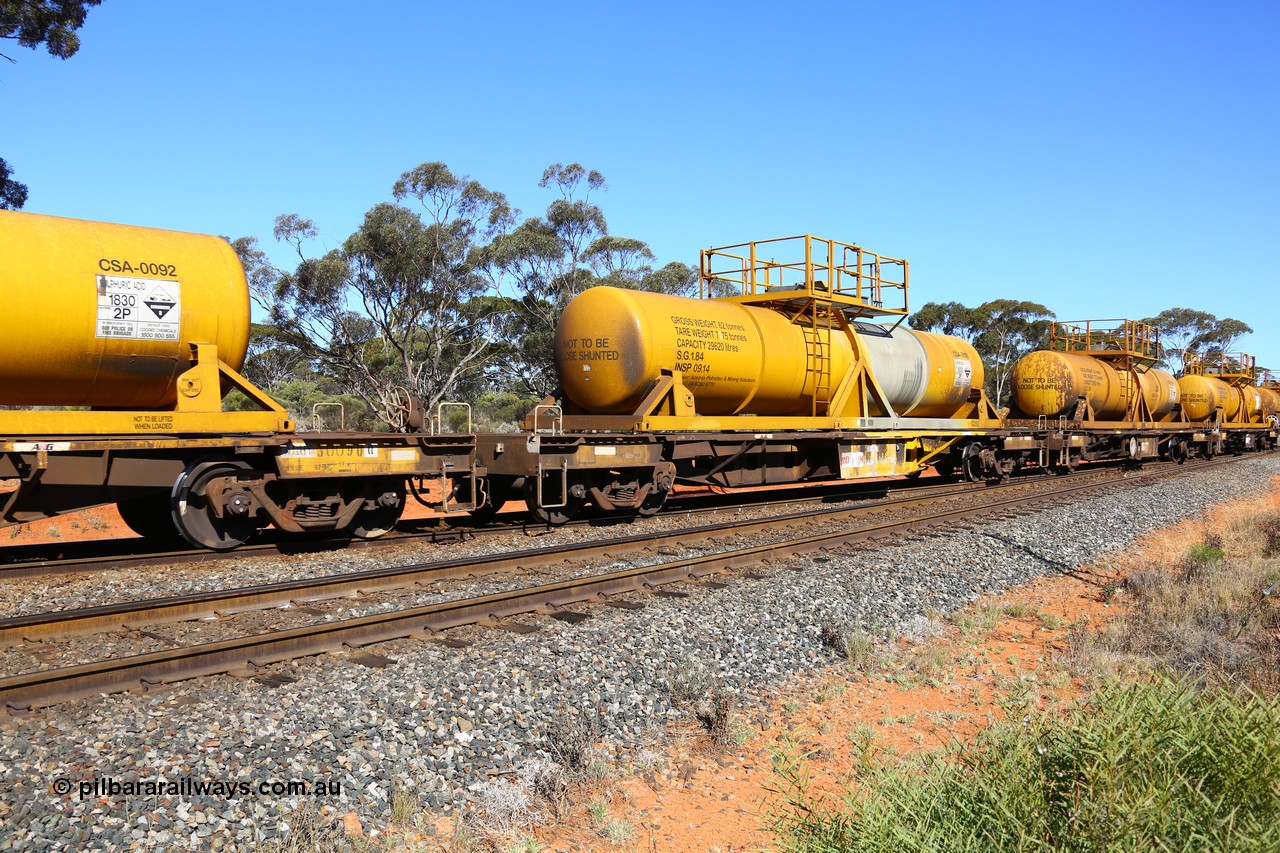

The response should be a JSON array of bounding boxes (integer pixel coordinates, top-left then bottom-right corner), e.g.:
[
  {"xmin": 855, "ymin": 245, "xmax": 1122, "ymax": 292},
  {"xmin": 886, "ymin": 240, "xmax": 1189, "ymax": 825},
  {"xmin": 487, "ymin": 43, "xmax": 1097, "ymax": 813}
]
[{"xmin": 95, "ymin": 274, "xmax": 181, "ymax": 341}]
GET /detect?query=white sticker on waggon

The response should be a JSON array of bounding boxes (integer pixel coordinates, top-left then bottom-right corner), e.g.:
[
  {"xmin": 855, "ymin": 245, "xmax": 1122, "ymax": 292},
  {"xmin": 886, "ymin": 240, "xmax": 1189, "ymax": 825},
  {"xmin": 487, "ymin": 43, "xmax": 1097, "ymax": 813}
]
[{"xmin": 95, "ymin": 274, "xmax": 181, "ymax": 341}]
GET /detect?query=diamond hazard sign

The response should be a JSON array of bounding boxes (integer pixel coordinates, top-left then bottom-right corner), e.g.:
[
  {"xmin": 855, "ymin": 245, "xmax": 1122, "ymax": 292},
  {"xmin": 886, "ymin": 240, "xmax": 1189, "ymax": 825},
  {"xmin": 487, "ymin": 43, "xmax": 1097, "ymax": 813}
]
[
  {"xmin": 96, "ymin": 275, "xmax": 182, "ymax": 341},
  {"xmin": 145, "ymin": 291, "xmax": 177, "ymax": 319}
]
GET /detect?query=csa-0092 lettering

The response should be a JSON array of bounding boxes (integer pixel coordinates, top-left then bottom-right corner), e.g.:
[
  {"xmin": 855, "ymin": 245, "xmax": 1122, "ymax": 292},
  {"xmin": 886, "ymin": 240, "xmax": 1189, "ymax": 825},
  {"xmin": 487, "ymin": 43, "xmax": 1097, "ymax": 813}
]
[{"xmin": 98, "ymin": 259, "xmax": 178, "ymax": 277}]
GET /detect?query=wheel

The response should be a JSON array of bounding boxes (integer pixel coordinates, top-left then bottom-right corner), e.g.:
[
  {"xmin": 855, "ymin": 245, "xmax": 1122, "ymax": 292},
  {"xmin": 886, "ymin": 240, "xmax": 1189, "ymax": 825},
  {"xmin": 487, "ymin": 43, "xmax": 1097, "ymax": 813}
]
[
  {"xmin": 961, "ymin": 444, "xmax": 985, "ymax": 482},
  {"xmin": 350, "ymin": 478, "xmax": 406, "ymax": 539},
  {"xmin": 172, "ymin": 458, "xmax": 261, "ymax": 550},
  {"xmin": 116, "ymin": 493, "xmax": 182, "ymax": 542},
  {"xmin": 523, "ymin": 476, "xmax": 584, "ymax": 526}
]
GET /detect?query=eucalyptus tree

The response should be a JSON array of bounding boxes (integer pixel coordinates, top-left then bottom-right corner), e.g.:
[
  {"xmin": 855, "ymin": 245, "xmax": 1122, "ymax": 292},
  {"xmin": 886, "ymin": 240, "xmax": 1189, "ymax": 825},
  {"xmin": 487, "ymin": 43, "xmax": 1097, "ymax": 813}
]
[
  {"xmin": 584, "ymin": 236, "xmax": 700, "ymax": 296},
  {"xmin": 910, "ymin": 299, "xmax": 1054, "ymax": 409},
  {"xmin": 0, "ymin": 0, "xmax": 99, "ymax": 60},
  {"xmin": 908, "ymin": 301, "xmax": 985, "ymax": 342},
  {"xmin": 267, "ymin": 163, "xmax": 513, "ymax": 428},
  {"xmin": 0, "ymin": 158, "xmax": 25, "ymax": 210},
  {"xmin": 1140, "ymin": 308, "xmax": 1254, "ymax": 373},
  {"xmin": 486, "ymin": 163, "xmax": 694, "ymax": 396},
  {"xmin": 971, "ymin": 299, "xmax": 1054, "ymax": 409}
]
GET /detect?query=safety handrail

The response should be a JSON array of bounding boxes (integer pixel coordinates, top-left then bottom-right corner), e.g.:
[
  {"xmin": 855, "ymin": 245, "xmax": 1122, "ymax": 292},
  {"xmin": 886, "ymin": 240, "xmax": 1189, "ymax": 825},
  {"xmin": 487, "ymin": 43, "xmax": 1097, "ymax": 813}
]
[
  {"xmin": 1183, "ymin": 351, "xmax": 1257, "ymax": 384},
  {"xmin": 531, "ymin": 404, "xmax": 563, "ymax": 435},
  {"xmin": 311, "ymin": 402, "xmax": 345, "ymax": 431},
  {"xmin": 1050, "ymin": 319, "xmax": 1159, "ymax": 361},
  {"xmin": 430, "ymin": 402, "xmax": 472, "ymax": 436},
  {"xmin": 699, "ymin": 234, "xmax": 908, "ymax": 316}
]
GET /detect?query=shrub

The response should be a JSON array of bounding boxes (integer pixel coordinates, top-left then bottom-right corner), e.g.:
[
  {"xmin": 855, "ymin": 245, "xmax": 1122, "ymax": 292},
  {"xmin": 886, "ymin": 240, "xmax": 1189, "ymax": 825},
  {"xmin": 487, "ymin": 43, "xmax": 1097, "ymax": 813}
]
[
  {"xmin": 819, "ymin": 619, "xmax": 879, "ymax": 668},
  {"xmin": 767, "ymin": 676, "xmax": 1280, "ymax": 852},
  {"xmin": 695, "ymin": 686, "xmax": 738, "ymax": 747}
]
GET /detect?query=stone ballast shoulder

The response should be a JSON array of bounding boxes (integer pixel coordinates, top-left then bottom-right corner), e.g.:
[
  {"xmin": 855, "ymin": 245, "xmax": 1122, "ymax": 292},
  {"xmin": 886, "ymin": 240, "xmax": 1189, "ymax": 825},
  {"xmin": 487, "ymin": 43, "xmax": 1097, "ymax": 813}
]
[{"xmin": 2, "ymin": 456, "xmax": 1276, "ymax": 851}]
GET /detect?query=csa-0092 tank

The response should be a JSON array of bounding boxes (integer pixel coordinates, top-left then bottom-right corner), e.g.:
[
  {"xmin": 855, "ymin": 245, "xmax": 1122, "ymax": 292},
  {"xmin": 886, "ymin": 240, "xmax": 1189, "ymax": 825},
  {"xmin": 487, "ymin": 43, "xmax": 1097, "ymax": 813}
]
[
  {"xmin": 554, "ymin": 286, "xmax": 984, "ymax": 418},
  {"xmin": 0, "ymin": 210, "xmax": 251, "ymax": 408}
]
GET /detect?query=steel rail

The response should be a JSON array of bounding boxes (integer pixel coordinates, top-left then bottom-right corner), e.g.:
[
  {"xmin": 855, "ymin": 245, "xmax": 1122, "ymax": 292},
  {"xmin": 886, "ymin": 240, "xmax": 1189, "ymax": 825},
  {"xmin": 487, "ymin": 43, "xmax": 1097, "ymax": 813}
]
[
  {"xmin": 0, "ymin": 478, "xmax": 1008, "ymax": 644},
  {"xmin": 0, "ymin": 475, "xmax": 985, "ymax": 579},
  {"xmin": 0, "ymin": 457, "xmax": 1237, "ymax": 711}
]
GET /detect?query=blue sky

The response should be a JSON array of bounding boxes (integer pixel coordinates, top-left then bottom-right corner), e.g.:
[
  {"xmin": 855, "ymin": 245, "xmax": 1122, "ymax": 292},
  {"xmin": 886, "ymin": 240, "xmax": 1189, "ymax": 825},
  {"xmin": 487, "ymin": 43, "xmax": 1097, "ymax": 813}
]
[{"xmin": 5, "ymin": 1, "xmax": 1277, "ymax": 369}]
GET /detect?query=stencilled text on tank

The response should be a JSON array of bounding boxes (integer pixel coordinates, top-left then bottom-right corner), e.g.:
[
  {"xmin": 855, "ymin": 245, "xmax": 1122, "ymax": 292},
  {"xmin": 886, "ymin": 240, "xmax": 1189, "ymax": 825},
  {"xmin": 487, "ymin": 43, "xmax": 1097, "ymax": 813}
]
[
  {"xmin": 561, "ymin": 337, "xmax": 622, "ymax": 368},
  {"xmin": 668, "ymin": 314, "xmax": 747, "ymax": 387},
  {"xmin": 95, "ymin": 274, "xmax": 182, "ymax": 341},
  {"xmin": 1017, "ymin": 376, "xmax": 1067, "ymax": 391},
  {"xmin": 1079, "ymin": 366, "xmax": 1106, "ymax": 386}
]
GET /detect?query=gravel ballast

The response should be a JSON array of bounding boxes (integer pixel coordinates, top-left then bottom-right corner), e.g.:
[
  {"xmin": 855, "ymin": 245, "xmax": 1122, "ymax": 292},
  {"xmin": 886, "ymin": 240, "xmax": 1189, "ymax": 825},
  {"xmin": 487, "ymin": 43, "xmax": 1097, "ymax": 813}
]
[{"xmin": 1, "ymin": 457, "xmax": 1277, "ymax": 850}]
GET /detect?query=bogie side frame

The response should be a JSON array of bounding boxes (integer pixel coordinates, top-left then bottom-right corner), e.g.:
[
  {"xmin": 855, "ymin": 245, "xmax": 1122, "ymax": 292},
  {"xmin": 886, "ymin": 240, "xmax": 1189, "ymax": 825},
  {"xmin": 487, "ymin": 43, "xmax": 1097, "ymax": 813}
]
[{"xmin": 0, "ymin": 342, "xmax": 484, "ymax": 549}]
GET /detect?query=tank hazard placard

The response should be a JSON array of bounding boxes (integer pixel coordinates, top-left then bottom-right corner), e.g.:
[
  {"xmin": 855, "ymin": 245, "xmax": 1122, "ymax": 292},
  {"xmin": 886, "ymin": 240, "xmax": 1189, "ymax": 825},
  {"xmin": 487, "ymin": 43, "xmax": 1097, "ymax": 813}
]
[{"xmin": 95, "ymin": 274, "xmax": 181, "ymax": 341}]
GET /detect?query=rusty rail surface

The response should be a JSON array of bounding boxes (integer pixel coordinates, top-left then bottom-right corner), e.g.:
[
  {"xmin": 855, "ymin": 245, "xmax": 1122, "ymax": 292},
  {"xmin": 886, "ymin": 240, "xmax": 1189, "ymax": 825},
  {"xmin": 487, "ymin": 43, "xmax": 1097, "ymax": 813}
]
[
  {"xmin": 0, "ymin": 475, "xmax": 982, "ymax": 579},
  {"xmin": 0, "ymin": 479, "xmax": 1002, "ymax": 644},
  {"xmin": 0, "ymin": 458, "xmax": 1239, "ymax": 711}
]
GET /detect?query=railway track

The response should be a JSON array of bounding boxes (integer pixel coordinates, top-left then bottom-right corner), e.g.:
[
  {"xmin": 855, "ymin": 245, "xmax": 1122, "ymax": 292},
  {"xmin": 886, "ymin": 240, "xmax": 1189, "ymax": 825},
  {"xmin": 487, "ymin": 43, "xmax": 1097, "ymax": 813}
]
[
  {"xmin": 0, "ymin": 457, "xmax": 1239, "ymax": 711},
  {"xmin": 0, "ymin": 474, "xmax": 1012, "ymax": 579}
]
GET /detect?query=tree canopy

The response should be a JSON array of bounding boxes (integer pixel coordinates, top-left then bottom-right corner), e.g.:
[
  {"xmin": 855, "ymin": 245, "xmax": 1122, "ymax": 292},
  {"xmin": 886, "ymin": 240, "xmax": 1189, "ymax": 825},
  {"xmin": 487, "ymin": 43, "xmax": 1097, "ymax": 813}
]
[
  {"xmin": 1, "ymin": 0, "xmax": 101, "ymax": 208},
  {"xmin": 262, "ymin": 165, "xmax": 513, "ymax": 428},
  {"xmin": 1, "ymin": 0, "xmax": 100, "ymax": 61},
  {"xmin": 481, "ymin": 162, "xmax": 697, "ymax": 397},
  {"xmin": 1140, "ymin": 308, "xmax": 1254, "ymax": 373},
  {"xmin": 0, "ymin": 157, "xmax": 26, "ymax": 210},
  {"xmin": 910, "ymin": 299, "xmax": 1054, "ymax": 408},
  {"xmin": 240, "ymin": 161, "xmax": 690, "ymax": 429}
]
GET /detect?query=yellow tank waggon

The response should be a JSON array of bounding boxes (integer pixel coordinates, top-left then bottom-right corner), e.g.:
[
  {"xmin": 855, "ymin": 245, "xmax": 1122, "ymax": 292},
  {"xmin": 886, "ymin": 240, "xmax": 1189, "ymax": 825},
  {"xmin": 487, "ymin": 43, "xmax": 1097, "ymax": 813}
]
[
  {"xmin": 479, "ymin": 235, "xmax": 1007, "ymax": 522},
  {"xmin": 0, "ymin": 211, "xmax": 481, "ymax": 550}
]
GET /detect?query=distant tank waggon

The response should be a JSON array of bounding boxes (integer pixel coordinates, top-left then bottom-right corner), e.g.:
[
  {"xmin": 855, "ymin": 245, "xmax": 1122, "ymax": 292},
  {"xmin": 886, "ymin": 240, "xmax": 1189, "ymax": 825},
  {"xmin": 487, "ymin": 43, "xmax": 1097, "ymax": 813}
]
[{"xmin": 3, "ymin": 218, "xmax": 1276, "ymax": 549}]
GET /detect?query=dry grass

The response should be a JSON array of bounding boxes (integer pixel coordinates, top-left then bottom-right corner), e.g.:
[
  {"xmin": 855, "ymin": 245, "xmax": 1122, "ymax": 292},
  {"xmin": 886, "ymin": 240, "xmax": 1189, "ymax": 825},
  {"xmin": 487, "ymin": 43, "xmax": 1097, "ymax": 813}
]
[
  {"xmin": 1067, "ymin": 505, "xmax": 1280, "ymax": 692},
  {"xmin": 770, "ymin": 490, "xmax": 1280, "ymax": 852},
  {"xmin": 695, "ymin": 686, "xmax": 740, "ymax": 748}
]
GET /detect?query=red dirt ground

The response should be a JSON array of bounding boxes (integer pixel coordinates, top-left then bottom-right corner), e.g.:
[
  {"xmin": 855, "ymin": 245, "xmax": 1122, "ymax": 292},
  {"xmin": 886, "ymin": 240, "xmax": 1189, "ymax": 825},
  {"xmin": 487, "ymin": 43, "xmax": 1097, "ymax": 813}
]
[
  {"xmin": 407, "ymin": 479, "xmax": 1280, "ymax": 851},
  {"xmin": 7, "ymin": 476, "xmax": 1272, "ymax": 852}
]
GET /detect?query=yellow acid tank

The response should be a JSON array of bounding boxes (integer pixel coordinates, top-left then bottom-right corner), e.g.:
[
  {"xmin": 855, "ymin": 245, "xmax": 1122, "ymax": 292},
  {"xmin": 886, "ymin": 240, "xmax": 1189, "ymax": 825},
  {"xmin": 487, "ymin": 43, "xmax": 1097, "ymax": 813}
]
[
  {"xmin": 1010, "ymin": 351, "xmax": 1179, "ymax": 420},
  {"xmin": 0, "ymin": 211, "xmax": 251, "ymax": 408},
  {"xmin": 1235, "ymin": 385, "xmax": 1263, "ymax": 423},
  {"xmin": 1177, "ymin": 374, "xmax": 1233, "ymax": 422},
  {"xmin": 1258, "ymin": 387, "xmax": 1280, "ymax": 422},
  {"xmin": 1138, "ymin": 367, "xmax": 1181, "ymax": 420},
  {"xmin": 554, "ymin": 287, "xmax": 982, "ymax": 418}
]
